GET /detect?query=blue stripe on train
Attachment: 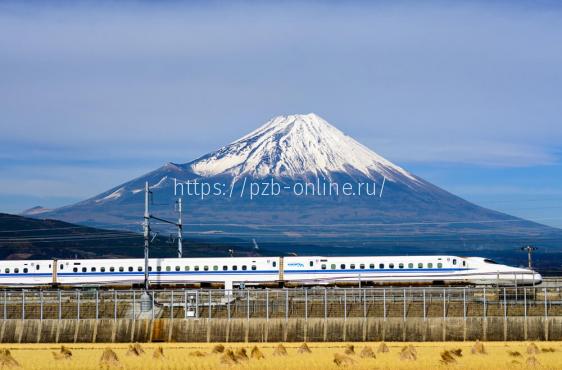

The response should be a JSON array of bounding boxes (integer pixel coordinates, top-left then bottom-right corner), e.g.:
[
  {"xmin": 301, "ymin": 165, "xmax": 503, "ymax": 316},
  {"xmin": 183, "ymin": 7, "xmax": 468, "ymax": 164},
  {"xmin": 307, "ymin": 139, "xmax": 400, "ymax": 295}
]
[
  {"xmin": 285, "ymin": 268, "xmax": 468, "ymax": 273},
  {"xmin": 0, "ymin": 273, "xmax": 51, "ymax": 277},
  {"xmin": 57, "ymin": 271, "xmax": 278, "ymax": 277},
  {"xmin": 0, "ymin": 268, "xmax": 468, "ymax": 278}
]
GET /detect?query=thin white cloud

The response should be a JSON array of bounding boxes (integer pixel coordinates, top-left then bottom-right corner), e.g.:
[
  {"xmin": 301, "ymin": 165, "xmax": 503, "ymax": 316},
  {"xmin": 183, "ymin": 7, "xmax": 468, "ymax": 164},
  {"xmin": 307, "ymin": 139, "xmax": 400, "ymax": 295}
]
[{"xmin": 368, "ymin": 141, "xmax": 558, "ymax": 167}]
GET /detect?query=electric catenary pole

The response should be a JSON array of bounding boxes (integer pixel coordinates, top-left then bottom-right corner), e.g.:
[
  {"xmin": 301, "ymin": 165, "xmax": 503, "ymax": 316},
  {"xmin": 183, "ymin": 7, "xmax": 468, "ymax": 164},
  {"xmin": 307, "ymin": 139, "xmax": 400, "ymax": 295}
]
[
  {"xmin": 177, "ymin": 198, "xmax": 183, "ymax": 258},
  {"xmin": 142, "ymin": 181, "xmax": 184, "ymax": 290},
  {"xmin": 521, "ymin": 245, "xmax": 538, "ymax": 269},
  {"xmin": 143, "ymin": 181, "xmax": 151, "ymax": 291}
]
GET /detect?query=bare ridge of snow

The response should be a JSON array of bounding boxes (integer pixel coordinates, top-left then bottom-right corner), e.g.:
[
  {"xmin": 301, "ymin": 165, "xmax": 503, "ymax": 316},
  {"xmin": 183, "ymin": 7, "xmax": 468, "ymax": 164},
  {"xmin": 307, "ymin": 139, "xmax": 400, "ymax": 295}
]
[
  {"xmin": 21, "ymin": 206, "xmax": 51, "ymax": 216},
  {"xmin": 131, "ymin": 176, "xmax": 168, "ymax": 194},
  {"xmin": 95, "ymin": 187, "xmax": 126, "ymax": 203},
  {"xmin": 190, "ymin": 113, "xmax": 421, "ymax": 183},
  {"xmin": 151, "ymin": 176, "xmax": 168, "ymax": 188}
]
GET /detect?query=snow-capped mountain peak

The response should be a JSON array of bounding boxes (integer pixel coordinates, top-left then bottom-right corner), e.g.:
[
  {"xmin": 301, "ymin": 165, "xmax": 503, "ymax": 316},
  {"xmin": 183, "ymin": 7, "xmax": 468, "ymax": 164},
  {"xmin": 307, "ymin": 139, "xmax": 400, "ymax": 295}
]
[{"xmin": 189, "ymin": 113, "xmax": 419, "ymax": 182}]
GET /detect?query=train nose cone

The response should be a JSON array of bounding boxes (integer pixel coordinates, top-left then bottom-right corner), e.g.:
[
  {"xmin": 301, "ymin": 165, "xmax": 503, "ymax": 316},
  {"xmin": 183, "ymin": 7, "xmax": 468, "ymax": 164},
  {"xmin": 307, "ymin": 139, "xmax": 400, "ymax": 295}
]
[{"xmin": 534, "ymin": 272, "xmax": 543, "ymax": 285}]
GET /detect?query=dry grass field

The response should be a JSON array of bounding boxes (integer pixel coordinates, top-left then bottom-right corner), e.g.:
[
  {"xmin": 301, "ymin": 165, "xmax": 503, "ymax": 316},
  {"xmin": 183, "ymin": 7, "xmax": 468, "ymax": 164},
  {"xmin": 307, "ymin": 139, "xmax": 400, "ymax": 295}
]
[{"xmin": 0, "ymin": 341, "xmax": 561, "ymax": 369}]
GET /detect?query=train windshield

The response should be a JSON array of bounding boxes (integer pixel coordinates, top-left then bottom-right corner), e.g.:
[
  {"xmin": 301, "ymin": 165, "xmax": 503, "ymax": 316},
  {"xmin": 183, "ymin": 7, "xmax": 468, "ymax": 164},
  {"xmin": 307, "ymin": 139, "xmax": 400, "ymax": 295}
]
[{"xmin": 484, "ymin": 259, "xmax": 498, "ymax": 264}]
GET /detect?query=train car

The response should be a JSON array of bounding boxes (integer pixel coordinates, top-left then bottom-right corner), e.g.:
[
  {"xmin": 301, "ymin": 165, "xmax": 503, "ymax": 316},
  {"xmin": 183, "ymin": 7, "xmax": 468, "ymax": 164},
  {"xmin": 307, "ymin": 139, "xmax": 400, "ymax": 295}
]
[
  {"xmin": 54, "ymin": 257, "xmax": 278, "ymax": 288},
  {"xmin": 0, "ymin": 255, "xmax": 542, "ymax": 288},
  {"xmin": 283, "ymin": 256, "xmax": 541, "ymax": 286},
  {"xmin": 0, "ymin": 259, "xmax": 53, "ymax": 285}
]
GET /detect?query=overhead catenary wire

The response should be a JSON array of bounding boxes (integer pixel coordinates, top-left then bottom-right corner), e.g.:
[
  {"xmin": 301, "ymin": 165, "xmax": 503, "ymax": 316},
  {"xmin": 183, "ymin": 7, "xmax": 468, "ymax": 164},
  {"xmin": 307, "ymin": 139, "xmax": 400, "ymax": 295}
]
[
  {"xmin": 3, "ymin": 215, "xmax": 562, "ymax": 234},
  {"xmin": 1, "ymin": 221, "xmax": 559, "ymax": 242},
  {"xmin": 0, "ymin": 226, "xmax": 92, "ymax": 233},
  {"xmin": 0, "ymin": 235, "xmax": 142, "ymax": 244},
  {"xmin": 1, "ymin": 233, "xmax": 561, "ymax": 246},
  {"xmin": 1, "ymin": 209, "xmax": 561, "ymax": 245}
]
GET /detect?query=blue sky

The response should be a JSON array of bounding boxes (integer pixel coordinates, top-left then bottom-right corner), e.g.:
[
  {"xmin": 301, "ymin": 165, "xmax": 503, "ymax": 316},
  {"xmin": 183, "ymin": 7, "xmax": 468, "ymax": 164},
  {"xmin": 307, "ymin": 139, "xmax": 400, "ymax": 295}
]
[{"xmin": 1, "ymin": 1, "xmax": 562, "ymax": 227}]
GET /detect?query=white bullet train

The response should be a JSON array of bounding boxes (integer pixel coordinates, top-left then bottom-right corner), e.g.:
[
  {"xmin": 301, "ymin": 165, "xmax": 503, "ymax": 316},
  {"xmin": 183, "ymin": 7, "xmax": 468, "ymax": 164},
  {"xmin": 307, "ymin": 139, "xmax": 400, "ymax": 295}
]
[{"xmin": 0, "ymin": 255, "xmax": 541, "ymax": 288}]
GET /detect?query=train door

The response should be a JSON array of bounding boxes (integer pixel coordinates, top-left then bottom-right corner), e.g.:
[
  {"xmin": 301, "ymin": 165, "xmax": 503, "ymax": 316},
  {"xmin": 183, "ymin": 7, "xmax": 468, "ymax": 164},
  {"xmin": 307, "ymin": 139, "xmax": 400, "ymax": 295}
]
[
  {"xmin": 279, "ymin": 257, "xmax": 284, "ymax": 281},
  {"xmin": 51, "ymin": 258, "xmax": 58, "ymax": 285}
]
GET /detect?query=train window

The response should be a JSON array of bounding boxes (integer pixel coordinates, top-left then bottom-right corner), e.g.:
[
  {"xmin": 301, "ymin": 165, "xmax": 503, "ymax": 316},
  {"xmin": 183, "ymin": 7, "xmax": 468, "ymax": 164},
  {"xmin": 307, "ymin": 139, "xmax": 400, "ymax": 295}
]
[
  {"xmin": 138, "ymin": 266, "xmax": 142, "ymax": 272},
  {"xmin": 129, "ymin": 267, "xmax": 134, "ymax": 272},
  {"xmin": 204, "ymin": 266, "xmax": 209, "ymax": 271},
  {"xmin": 408, "ymin": 263, "xmax": 414, "ymax": 268},
  {"xmin": 213, "ymin": 266, "xmax": 219, "ymax": 271},
  {"xmin": 82, "ymin": 267, "xmax": 87, "ymax": 272},
  {"xmin": 101, "ymin": 267, "xmax": 106, "ymax": 272},
  {"xmin": 232, "ymin": 266, "xmax": 237, "ymax": 271},
  {"xmin": 36, "ymin": 265, "xmax": 40, "ymax": 270},
  {"xmin": 437, "ymin": 263, "xmax": 443, "ymax": 268},
  {"xmin": 484, "ymin": 259, "xmax": 498, "ymax": 264},
  {"xmin": 389, "ymin": 263, "xmax": 395, "ymax": 269},
  {"xmin": 462, "ymin": 261, "xmax": 466, "ymax": 267},
  {"xmin": 73, "ymin": 267, "xmax": 78, "ymax": 272},
  {"xmin": 23, "ymin": 268, "xmax": 28, "ymax": 273},
  {"xmin": 222, "ymin": 266, "xmax": 227, "ymax": 271},
  {"xmin": 4, "ymin": 268, "xmax": 8, "ymax": 273},
  {"xmin": 309, "ymin": 261, "xmax": 313, "ymax": 267},
  {"xmin": 166, "ymin": 266, "xmax": 171, "ymax": 272},
  {"xmin": 185, "ymin": 266, "xmax": 190, "ymax": 271},
  {"xmin": 427, "ymin": 263, "xmax": 433, "ymax": 268},
  {"xmin": 242, "ymin": 265, "xmax": 247, "ymax": 271},
  {"xmin": 321, "ymin": 264, "xmax": 326, "ymax": 270},
  {"xmin": 398, "ymin": 263, "xmax": 404, "ymax": 269},
  {"xmin": 119, "ymin": 267, "xmax": 124, "ymax": 272},
  {"xmin": 175, "ymin": 266, "xmax": 180, "ymax": 272},
  {"xmin": 91, "ymin": 267, "xmax": 96, "ymax": 272},
  {"xmin": 49, "ymin": 264, "xmax": 51, "ymax": 268},
  {"xmin": 369, "ymin": 264, "xmax": 375, "ymax": 269},
  {"xmin": 340, "ymin": 264, "xmax": 346, "ymax": 269},
  {"xmin": 148, "ymin": 266, "xmax": 152, "ymax": 272},
  {"xmin": 110, "ymin": 267, "xmax": 115, "ymax": 272},
  {"xmin": 194, "ymin": 266, "xmax": 199, "ymax": 271},
  {"xmin": 14, "ymin": 268, "xmax": 19, "ymax": 273},
  {"xmin": 60, "ymin": 264, "xmax": 63, "ymax": 270},
  {"xmin": 251, "ymin": 265, "xmax": 257, "ymax": 271},
  {"xmin": 452, "ymin": 259, "xmax": 457, "ymax": 265},
  {"xmin": 350, "ymin": 264, "xmax": 356, "ymax": 270},
  {"xmin": 379, "ymin": 263, "xmax": 384, "ymax": 269},
  {"xmin": 331, "ymin": 264, "xmax": 336, "ymax": 269},
  {"xmin": 156, "ymin": 266, "xmax": 162, "ymax": 272},
  {"xmin": 360, "ymin": 264, "xmax": 365, "ymax": 269},
  {"xmin": 418, "ymin": 263, "xmax": 423, "ymax": 268},
  {"xmin": 272, "ymin": 261, "xmax": 277, "ymax": 267}
]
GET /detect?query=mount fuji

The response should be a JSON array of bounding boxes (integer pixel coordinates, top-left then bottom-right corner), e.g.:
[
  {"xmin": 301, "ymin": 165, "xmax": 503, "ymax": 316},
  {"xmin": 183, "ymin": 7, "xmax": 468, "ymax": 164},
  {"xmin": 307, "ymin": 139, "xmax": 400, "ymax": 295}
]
[
  {"xmin": 190, "ymin": 113, "xmax": 419, "ymax": 183},
  {"xmin": 37, "ymin": 113, "xmax": 562, "ymax": 261}
]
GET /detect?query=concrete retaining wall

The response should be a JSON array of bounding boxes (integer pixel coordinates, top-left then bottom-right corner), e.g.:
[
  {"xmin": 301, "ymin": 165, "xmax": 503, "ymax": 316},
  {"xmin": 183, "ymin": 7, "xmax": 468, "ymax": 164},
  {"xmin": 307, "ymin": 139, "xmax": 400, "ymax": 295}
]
[{"xmin": 0, "ymin": 317, "xmax": 560, "ymax": 343}]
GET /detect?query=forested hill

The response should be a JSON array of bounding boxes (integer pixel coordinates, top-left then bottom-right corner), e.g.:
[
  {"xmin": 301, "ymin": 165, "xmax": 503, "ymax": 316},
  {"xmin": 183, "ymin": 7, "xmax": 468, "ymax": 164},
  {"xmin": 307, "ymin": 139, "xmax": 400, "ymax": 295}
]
[{"xmin": 0, "ymin": 213, "xmax": 264, "ymax": 260}]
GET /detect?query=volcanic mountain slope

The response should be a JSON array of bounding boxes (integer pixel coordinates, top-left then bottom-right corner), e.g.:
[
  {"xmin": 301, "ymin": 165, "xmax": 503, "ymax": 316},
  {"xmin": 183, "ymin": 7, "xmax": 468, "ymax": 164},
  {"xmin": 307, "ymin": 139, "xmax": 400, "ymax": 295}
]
[{"xmin": 38, "ymin": 113, "xmax": 562, "ymax": 255}]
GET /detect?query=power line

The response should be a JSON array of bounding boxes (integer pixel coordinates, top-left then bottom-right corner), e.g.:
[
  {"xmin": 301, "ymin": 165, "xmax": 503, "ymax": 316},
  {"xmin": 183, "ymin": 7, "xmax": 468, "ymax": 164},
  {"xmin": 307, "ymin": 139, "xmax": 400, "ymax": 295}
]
[
  {"xmin": 5, "ymin": 207, "xmax": 559, "ymax": 232},
  {"xmin": 170, "ymin": 216, "xmax": 562, "ymax": 228},
  {"xmin": 1, "ymin": 233, "xmax": 560, "ymax": 246},
  {"xmin": 0, "ymin": 235, "xmax": 142, "ymax": 244},
  {"xmin": 0, "ymin": 226, "xmax": 89, "ymax": 233}
]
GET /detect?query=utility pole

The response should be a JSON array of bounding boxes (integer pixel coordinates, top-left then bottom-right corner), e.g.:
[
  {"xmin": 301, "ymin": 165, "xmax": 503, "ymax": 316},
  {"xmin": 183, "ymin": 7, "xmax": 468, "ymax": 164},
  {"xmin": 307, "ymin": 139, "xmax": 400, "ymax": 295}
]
[
  {"xmin": 147, "ymin": 195, "xmax": 184, "ymax": 258},
  {"xmin": 521, "ymin": 245, "xmax": 538, "ymax": 269},
  {"xmin": 141, "ymin": 182, "xmax": 184, "ymax": 292},
  {"xmin": 177, "ymin": 198, "xmax": 183, "ymax": 258},
  {"xmin": 143, "ymin": 181, "xmax": 151, "ymax": 291}
]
